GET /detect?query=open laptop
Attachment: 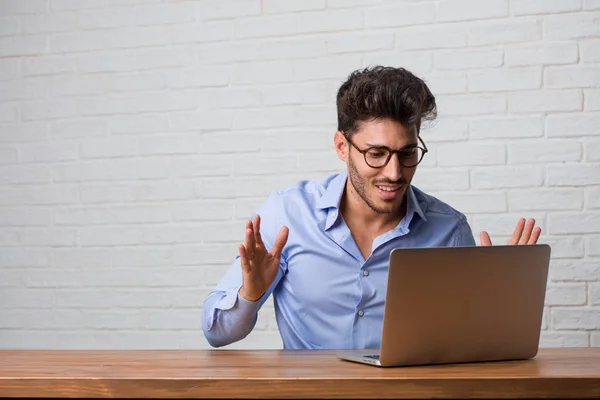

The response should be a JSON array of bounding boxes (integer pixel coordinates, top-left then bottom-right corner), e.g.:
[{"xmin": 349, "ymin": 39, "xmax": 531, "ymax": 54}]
[{"xmin": 337, "ymin": 244, "xmax": 551, "ymax": 367}]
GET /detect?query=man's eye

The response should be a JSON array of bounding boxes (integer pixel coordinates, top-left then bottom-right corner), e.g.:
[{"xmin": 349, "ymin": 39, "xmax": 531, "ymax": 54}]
[
  {"xmin": 367, "ymin": 151, "xmax": 386, "ymax": 158},
  {"xmin": 400, "ymin": 149, "xmax": 416, "ymax": 157}
]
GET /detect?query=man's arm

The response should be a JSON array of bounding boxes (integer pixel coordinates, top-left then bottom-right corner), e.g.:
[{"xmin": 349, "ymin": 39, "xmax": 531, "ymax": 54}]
[{"xmin": 453, "ymin": 214, "xmax": 477, "ymax": 246}]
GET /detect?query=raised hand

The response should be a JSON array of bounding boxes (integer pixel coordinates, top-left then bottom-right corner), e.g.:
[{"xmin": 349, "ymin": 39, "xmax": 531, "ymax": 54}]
[
  {"xmin": 480, "ymin": 218, "xmax": 541, "ymax": 246},
  {"xmin": 238, "ymin": 214, "xmax": 289, "ymax": 302}
]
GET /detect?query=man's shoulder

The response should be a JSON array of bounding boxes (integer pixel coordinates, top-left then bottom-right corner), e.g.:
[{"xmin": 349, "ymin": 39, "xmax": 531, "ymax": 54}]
[
  {"xmin": 411, "ymin": 185, "xmax": 468, "ymax": 222},
  {"xmin": 270, "ymin": 173, "xmax": 339, "ymax": 203}
]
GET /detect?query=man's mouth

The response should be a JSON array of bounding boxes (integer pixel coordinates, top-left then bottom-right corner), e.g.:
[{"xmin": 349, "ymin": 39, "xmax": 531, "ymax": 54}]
[{"xmin": 375, "ymin": 185, "xmax": 401, "ymax": 192}]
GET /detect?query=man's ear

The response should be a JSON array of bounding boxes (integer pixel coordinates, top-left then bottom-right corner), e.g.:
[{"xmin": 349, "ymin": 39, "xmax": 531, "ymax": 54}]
[{"xmin": 334, "ymin": 130, "xmax": 348, "ymax": 163}]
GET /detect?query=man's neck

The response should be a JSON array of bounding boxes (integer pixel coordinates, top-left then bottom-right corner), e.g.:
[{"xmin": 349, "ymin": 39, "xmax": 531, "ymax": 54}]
[{"xmin": 340, "ymin": 182, "xmax": 407, "ymax": 236}]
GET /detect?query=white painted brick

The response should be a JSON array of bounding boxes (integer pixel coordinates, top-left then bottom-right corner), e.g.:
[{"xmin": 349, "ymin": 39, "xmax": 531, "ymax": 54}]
[
  {"xmin": 53, "ymin": 159, "xmax": 169, "ymax": 182},
  {"xmin": 0, "ymin": 228, "xmax": 76, "ymax": 247},
  {"xmin": 80, "ymin": 182, "xmax": 195, "ymax": 204},
  {"xmin": 540, "ymin": 332, "xmax": 589, "ymax": 347},
  {"xmin": 51, "ymin": 0, "xmax": 107, "ymax": 11},
  {"xmin": 262, "ymin": 82, "xmax": 328, "ymax": 106},
  {"xmin": 201, "ymin": 131, "xmax": 262, "ymax": 154},
  {"xmin": 293, "ymin": 55, "xmax": 361, "ymax": 81},
  {"xmin": 138, "ymin": 133, "xmax": 199, "ymax": 156},
  {"xmin": 167, "ymin": 67, "xmax": 229, "ymax": 89},
  {"xmin": 49, "ymin": 75, "xmax": 105, "ymax": 97},
  {"xmin": 434, "ymin": 49, "xmax": 503, "ymax": 70},
  {"xmin": 49, "ymin": 31, "xmax": 109, "ymax": 53},
  {"xmin": 422, "ymin": 72, "xmax": 466, "ymax": 95},
  {"xmin": 589, "ymin": 235, "xmax": 600, "ymax": 256},
  {"xmin": 19, "ymin": 142, "xmax": 79, "ymax": 164},
  {"xmin": 550, "ymin": 211, "xmax": 600, "ymax": 234},
  {"xmin": 235, "ymin": 9, "xmax": 363, "ymax": 38},
  {"xmin": 547, "ymin": 164, "xmax": 600, "ymax": 186},
  {"xmin": 109, "ymin": 115, "xmax": 169, "ymax": 135},
  {"xmin": 136, "ymin": 3, "xmax": 195, "ymax": 25},
  {"xmin": 172, "ymin": 22, "xmax": 233, "ymax": 44},
  {"xmin": 51, "ymin": 119, "xmax": 107, "ymax": 140},
  {"xmin": 508, "ymin": 89, "xmax": 582, "ymax": 113},
  {"xmin": 505, "ymin": 41, "xmax": 578, "ymax": 66},
  {"xmin": 0, "ymin": 208, "xmax": 51, "ymax": 227},
  {"xmin": 0, "ymin": 289, "xmax": 56, "ymax": 308},
  {"xmin": 173, "ymin": 244, "xmax": 237, "ymax": 266},
  {"xmin": 1, "ymin": 0, "xmax": 47, "ymax": 15},
  {"xmin": 78, "ymin": 8, "xmax": 135, "ymax": 29},
  {"xmin": 545, "ymin": 65, "xmax": 600, "ymax": 88},
  {"xmin": 471, "ymin": 166, "xmax": 544, "ymax": 189},
  {"xmin": 296, "ymin": 152, "xmax": 347, "ymax": 173},
  {"xmin": 362, "ymin": 51, "xmax": 433, "ymax": 76},
  {"xmin": 0, "ymin": 17, "xmax": 18, "ymax": 36},
  {"xmin": 106, "ymin": 26, "xmax": 172, "ymax": 50},
  {"xmin": 547, "ymin": 283, "xmax": 587, "ymax": 306},
  {"xmin": 231, "ymin": 61, "xmax": 293, "ymax": 85},
  {"xmin": 261, "ymin": 129, "xmax": 332, "ymax": 152},
  {"xmin": 469, "ymin": 18, "xmax": 541, "ymax": 45},
  {"xmin": 199, "ymin": 0, "xmax": 261, "ymax": 20},
  {"xmin": 420, "ymin": 117, "xmax": 468, "ymax": 142},
  {"xmin": 170, "ymin": 110, "xmax": 233, "ymax": 132},
  {"xmin": 553, "ymin": 307, "xmax": 600, "ymax": 330},
  {"xmin": 586, "ymin": 186, "xmax": 600, "ymax": 209},
  {"xmin": 434, "ymin": 191, "xmax": 507, "ymax": 213},
  {"xmin": 327, "ymin": 0, "xmax": 397, "ymax": 7},
  {"xmin": 171, "ymin": 202, "xmax": 233, "ymax": 222},
  {"xmin": 545, "ymin": 13, "xmax": 600, "ymax": 39},
  {"xmin": 470, "ymin": 116, "xmax": 543, "ymax": 139},
  {"xmin": 437, "ymin": 0, "xmax": 507, "ymax": 22},
  {"xmin": 0, "ymin": 104, "xmax": 18, "ymax": 123},
  {"xmin": 0, "ymin": 165, "xmax": 50, "ymax": 184},
  {"xmin": 106, "ymin": 72, "xmax": 165, "ymax": 93},
  {"xmin": 78, "ymin": 51, "xmax": 138, "ymax": 73},
  {"xmin": 586, "ymin": 90, "xmax": 600, "ymax": 111},
  {"xmin": 0, "ymin": 59, "xmax": 19, "ymax": 80},
  {"xmin": 263, "ymin": 0, "xmax": 325, "ymax": 13},
  {"xmin": 233, "ymin": 155, "xmax": 298, "ymax": 176},
  {"xmin": 587, "ymin": 139, "xmax": 600, "ymax": 162},
  {"xmin": 0, "ymin": 146, "xmax": 18, "ymax": 165},
  {"xmin": 56, "ymin": 205, "xmax": 170, "ymax": 226},
  {"xmin": 0, "ymin": 250, "xmax": 51, "ymax": 269},
  {"xmin": 586, "ymin": 0, "xmax": 600, "ymax": 9},
  {"xmin": 412, "ymin": 168, "xmax": 470, "ymax": 191},
  {"xmin": 22, "ymin": 99, "xmax": 78, "ymax": 121},
  {"xmin": 436, "ymin": 94, "xmax": 507, "ymax": 116},
  {"xmin": 581, "ymin": 39, "xmax": 600, "ymax": 62},
  {"xmin": 396, "ymin": 25, "xmax": 467, "ymax": 50},
  {"xmin": 233, "ymin": 107, "xmax": 297, "ymax": 130},
  {"xmin": 364, "ymin": 3, "xmax": 435, "ymax": 28},
  {"xmin": 79, "ymin": 93, "xmax": 195, "ymax": 116},
  {"xmin": 512, "ymin": 0, "xmax": 582, "ymax": 15},
  {"xmin": 80, "ymin": 137, "xmax": 138, "ymax": 159},
  {"xmin": 550, "ymin": 258, "xmax": 600, "ymax": 281},
  {"xmin": 508, "ymin": 189, "xmax": 583, "ymax": 211},
  {"xmin": 590, "ymin": 283, "xmax": 600, "ymax": 305},
  {"xmin": 0, "ymin": 122, "xmax": 48, "ymax": 144},
  {"xmin": 199, "ymin": 42, "xmax": 262, "ymax": 65},
  {"xmin": 546, "ymin": 112, "xmax": 600, "ymax": 137},
  {"xmin": 136, "ymin": 47, "xmax": 198, "ymax": 71},
  {"xmin": 470, "ymin": 212, "xmax": 546, "ymax": 240},
  {"xmin": 326, "ymin": 32, "xmax": 394, "ymax": 54},
  {"xmin": 21, "ymin": 12, "xmax": 78, "ymax": 34},
  {"xmin": 543, "ymin": 236, "xmax": 585, "ymax": 258},
  {"xmin": 170, "ymin": 156, "xmax": 233, "ymax": 178},
  {"xmin": 468, "ymin": 67, "xmax": 542, "ymax": 92},
  {"xmin": 508, "ymin": 139, "xmax": 582, "ymax": 164},
  {"xmin": 0, "ymin": 78, "xmax": 46, "ymax": 101}
]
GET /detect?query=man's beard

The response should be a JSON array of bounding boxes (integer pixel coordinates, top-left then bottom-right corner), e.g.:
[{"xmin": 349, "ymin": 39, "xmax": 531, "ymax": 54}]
[{"xmin": 347, "ymin": 156, "xmax": 406, "ymax": 215}]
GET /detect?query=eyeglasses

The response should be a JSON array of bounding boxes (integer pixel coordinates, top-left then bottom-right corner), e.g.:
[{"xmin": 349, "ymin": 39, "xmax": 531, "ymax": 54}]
[{"xmin": 346, "ymin": 136, "xmax": 428, "ymax": 169}]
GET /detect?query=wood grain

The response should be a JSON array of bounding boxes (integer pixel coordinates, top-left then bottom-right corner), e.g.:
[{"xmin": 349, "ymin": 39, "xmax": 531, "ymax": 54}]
[{"xmin": 0, "ymin": 348, "xmax": 599, "ymax": 398}]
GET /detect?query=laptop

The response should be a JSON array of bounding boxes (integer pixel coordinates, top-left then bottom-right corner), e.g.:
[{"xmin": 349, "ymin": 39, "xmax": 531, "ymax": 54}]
[{"xmin": 337, "ymin": 244, "xmax": 551, "ymax": 367}]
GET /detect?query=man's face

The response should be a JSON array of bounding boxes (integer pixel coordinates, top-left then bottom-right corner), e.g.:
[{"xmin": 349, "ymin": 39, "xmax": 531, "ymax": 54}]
[{"xmin": 337, "ymin": 118, "xmax": 420, "ymax": 215}]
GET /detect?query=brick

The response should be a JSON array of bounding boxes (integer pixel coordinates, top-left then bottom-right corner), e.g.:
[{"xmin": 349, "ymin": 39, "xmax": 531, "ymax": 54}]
[
  {"xmin": 545, "ymin": 65, "xmax": 600, "ymax": 88},
  {"xmin": 138, "ymin": 133, "xmax": 199, "ymax": 156},
  {"xmin": 22, "ymin": 99, "xmax": 78, "ymax": 121},
  {"xmin": 0, "ymin": 250, "xmax": 50, "ymax": 268},
  {"xmin": 411, "ymin": 168, "xmax": 470, "ymax": 191},
  {"xmin": 512, "ymin": 0, "xmax": 582, "ymax": 15},
  {"xmin": 0, "ymin": 18, "xmax": 18, "ymax": 36},
  {"xmin": 49, "ymin": 31, "xmax": 109, "ymax": 53},
  {"xmin": 590, "ymin": 283, "xmax": 600, "ymax": 305},
  {"xmin": 53, "ymin": 159, "xmax": 169, "ymax": 182},
  {"xmin": 51, "ymin": 0, "xmax": 108, "ymax": 11},
  {"xmin": 78, "ymin": 51, "xmax": 138, "ymax": 73},
  {"xmin": 469, "ymin": 18, "xmax": 541, "ymax": 45},
  {"xmin": 508, "ymin": 188, "xmax": 583, "ymax": 211},
  {"xmin": 136, "ymin": 3, "xmax": 195, "ymax": 25},
  {"xmin": 50, "ymin": 75, "xmax": 105, "ymax": 97},
  {"xmin": 553, "ymin": 307, "xmax": 600, "ymax": 330},
  {"xmin": 79, "ymin": 93, "xmax": 195, "ymax": 116},
  {"xmin": 0, "ymin": 122, "xmax": 48, "ymax": 144},
  {"xmin": 548, "ymin": 212, "xmax": 600, "ymax": 234},
  {"xmin": 589, "ymin": 236, "xmax": 600, "ymax": 256},
  {"xmin": 170, "ymin": 156, "xmax": 233, "ymax": 178},
  {"xmin": 470, "ymin": 116, "xmax": 543, "ymax": 139},
  {"xmin": 171, "ymin": 202, "xmax": 233, "ymax": 222},
  {"xmin": 0, "ymin": 165, "xmax": 50, "ymax": 184},
  {"xmin": 546, "ymin": 112, "xmax": 600, "ymax": 137},
  {"xmin": 233, "ymin": 155, "xmax": 298, "ymax": 176},
  {"xmin": 0, "ymin": 59, "xmax": 20, "ymax": 80},
  {"xmin": 436, "ymin": 94, "xmax": 506, "ymax": 116},
  {"xmin": 361, "ymin": 51, "xmax": 433, "ymax": 76},
  {"xmin": 262, "ymin": 82, "xmax": 328, "ymax": 106},
  {"xmin": 433, "ymin": 191, "xmax": 507, "ymax": 213},
  {"xmin": 586, "ymin": 186, "xmax": 600, "ymax": 208},
  {"xmin": 420, "ymin": 117, "xmax": 469, "ymax": 142},
  {"xmin": 263, "ymin": 0, "xmax": 325, "ymax": 13},
  {"xmin": 508, "ymin": 90, "xmax": 582, "ymax": 113},
  {"xmin": 0, "ymin": 184, "xmax": 79, "ymax": 206},
  {"xmin": 586, "ymin": 0, "xmax": 600, "ymax": 9},
  {"xmin": 587, "ymin": 139, "xmax": 600, "ymax": 162},
  {"xmin": 581, "ymin": 39, "xmax": 600, "ymax": 62},
  {"xmin": 434, "ymin": 49, "xmax": 503, "ymax": 70},
  {"xmin": 326, "ymin": 32, "xmax": 394, "ymax": 54},
  {"xmin": 0, "ymin": 79, "xmax": 46, "ymax": 101},
  {"xmin": 19, "ymin": 142, "xmax": 79, "ymax": 164},
  {"xmin": 173, "ymin": 22, "xmax": 233, "ymax": 44},
  {"xmin": 470, "ymin": 212, "xmax": 546, "ymax": 238},
  {"xmin": 80, "ymin": 137, "xmax": 138, "ymax": 159},
  {"xmin": 55, "ymin": 205, "xmax": 170, "ymax": 226},
  {"xmin": 22, "ymin": 56, "xmax": 77, "ymax": 76},
  {"xmin": 233, "ymin": 107, "xmax": 297, "ymax": 130},
  {"xmin": 109, "ymin": 115, "xmax": 169, "ymax": 135},
  {"xmin": 80, "ymin": 182, "xmax": 195, "ymax": 204},
  {"xmin": 508, "ymin": 139, "xmax": 582, "ymax": 164},
  {"xmin": 51, "ymin": 119, "xmax": 107, "ymax": 139},
  {"xmin": 136, "ymin": 47, "xmax": 198, "ymax": 70},
  {"xmin": 540, "ymin": 332, "xmax": 589, "ymax": 347},
  {"xmin": 167, "ymin": 67, "xmax": 229, "ymax": 89},
  {"xmin": 586, "ymin": 89, "xmax": 600, "ymax": 110},
  {"xmin": 293, "ymin": 55, "xmax": 362, "ymax": 81},
  {"xmin": 547, "ymin": 164, "xmax": 600, "ymax": 186},
  {"xmin": 106, "ymin": 72, "xmax": 165, "ymax": 93},
  {"xmin": 199, "ymin": 0, "xmax": 261, "ymax": 20},
  {"xmin": 423, "ymin": 72, "xmax": 466, "ymax": 94},
  {"xmin": 471, "ymin": 166, "xmax": 544, "ymax": 189},
  {"xmin": 170, "ymin": 110, "xmax": 233, "ymax": 132},
  {"xmin": 0, "ymin": 104, "xmax": 18, "ymax": 123},
  {"xmin": 79, "ymin": 8, "xmax": 135, "ymax": 29},
  {"xmin": 468, "ymin": 67, "xmax": 542, "ymax": 92},
  {"xmin": 261, "ymin": 129, "xmax": 332, "ymax": 152},
  {"xmin": 0, "ymin": 228, "xmax": 76, "ymax": 247},
  {"xmin": 550, "ymin": 258, "xmax": 600, "ymax": 281},
  {"xmin": 0, "ymin": 208, "xmax": 51, "ymax": 227},
  {"xmin": 2, "ymin": 0, "xmax": 47, "ymax": 15},
  {"xmin": 546, "ymin": 283, "xmax": 587, "ymax": 306},
  {"xmin": 327, "ymin": 0, "xmax": 397, "ymax": 7},
  {"xmin": 200, "ymin": 42, "xmax": 263, "ymax": 64},
  {"xmin": 505, "ymin": 41, "xmax": 578, "ymax": 66},
  {"xmin": 364, "ymin": 3, "xmax": 435, "ymax": 28},
  {"xmin": 543, "ymin": 235, "xmax": 585, "ymax": 258},
  {"xmin": 545, "ymin": 13, "xmax": 600, "ymax": 39},
  {"xmin": 396, "ymin": 25, "xmax": 467, "ymax": 50},
  {"xmin": 0, "ymin": 146, "xmax": 17, "ymax": 165},
  {"xmin": 231, "ymin": 61, "xmax": 293, "ymax": 85},
  {"xmin": 437, "ymin": 0, "xmax": 507, "ymax": 22}
]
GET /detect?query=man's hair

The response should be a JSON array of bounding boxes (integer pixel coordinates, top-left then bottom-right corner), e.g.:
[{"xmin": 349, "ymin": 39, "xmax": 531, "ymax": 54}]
[{"xmin": 336, "ymin": 66, "xmax": 437, "ymax": 137}]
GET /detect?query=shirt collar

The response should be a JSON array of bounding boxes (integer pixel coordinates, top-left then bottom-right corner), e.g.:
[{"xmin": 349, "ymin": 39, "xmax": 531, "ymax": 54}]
[{"xmin": 315, "ymin": 170, "xmax": 428, "ymax": 229}]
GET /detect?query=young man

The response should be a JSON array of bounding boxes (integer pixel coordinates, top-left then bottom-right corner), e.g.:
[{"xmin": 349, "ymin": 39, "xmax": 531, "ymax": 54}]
[{"xmin": 202, "ymin": 66, "xmax": 541, "ymax": 350}]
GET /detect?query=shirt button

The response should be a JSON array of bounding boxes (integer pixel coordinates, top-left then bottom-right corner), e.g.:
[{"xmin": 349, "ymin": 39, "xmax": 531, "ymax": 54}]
[
  {"xmin": 363, "ymin": 270, "xmax": 369, "ymax": 276},
  {"xmin": 357, "ymin": 310, "xmax": 364, "ymax": 317}
]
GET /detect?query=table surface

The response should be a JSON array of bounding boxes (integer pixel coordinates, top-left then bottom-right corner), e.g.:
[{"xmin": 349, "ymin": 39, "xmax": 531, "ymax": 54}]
[{"xmin": 1, "ymin": 348, "xmax": 600, "ymax": 399}]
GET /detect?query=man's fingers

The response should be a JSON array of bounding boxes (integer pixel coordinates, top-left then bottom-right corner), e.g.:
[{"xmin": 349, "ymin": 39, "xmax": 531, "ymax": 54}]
[
  {"xmin": 270, "ymin": 226, "xmax": 289, "ymax": 259},
  {"xmin": 253, "ymin": 214, "xmax": 265, "ymax": 249},
  {"xmin": 480, "ymin": 231, "xmax": 492, "ymax": 246},
  {"xmin": 528, "ymin": 227, "xmax": 542, "ymax": 245},
  {"xmin": 509, "ymin": 218, "xmax": 526, "ymax": 245},
  {"xmin": 244, "ymin": 221, "xmax": 255, "ymax": 260},
  {"xmin": 238, "ymin": 244, "xmax": 251, "ymax": 273},
  {"xmin": 518, "ymin": 218, "xmax": 535, "ymax": 245}
]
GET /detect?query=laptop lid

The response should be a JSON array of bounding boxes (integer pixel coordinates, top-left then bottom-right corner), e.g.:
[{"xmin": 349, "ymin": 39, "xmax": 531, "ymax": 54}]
[{"xmin": 379, "ymin": 244, "xmax": 551, "ymax": 367}]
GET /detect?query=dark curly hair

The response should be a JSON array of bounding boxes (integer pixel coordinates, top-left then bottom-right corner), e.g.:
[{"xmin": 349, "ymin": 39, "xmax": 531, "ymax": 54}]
[{"xmin": 336, "ymin": 66, "xmax": 437, "ymax": 138}]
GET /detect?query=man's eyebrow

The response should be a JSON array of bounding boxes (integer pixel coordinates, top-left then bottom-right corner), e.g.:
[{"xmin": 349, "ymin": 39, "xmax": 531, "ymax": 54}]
[{"xmin": 365, "ymin": 142, "xmax": 418, "ymax": 148}]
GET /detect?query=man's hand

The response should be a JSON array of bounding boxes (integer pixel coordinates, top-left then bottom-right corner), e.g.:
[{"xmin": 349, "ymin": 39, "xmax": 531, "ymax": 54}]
[
  {"xmin": 238, "ymin": 214, "xmax": 289, "ymax": 302},
  {"xmin": 480, "ymin": 218, "xmax": 541, "ymax": 246}
]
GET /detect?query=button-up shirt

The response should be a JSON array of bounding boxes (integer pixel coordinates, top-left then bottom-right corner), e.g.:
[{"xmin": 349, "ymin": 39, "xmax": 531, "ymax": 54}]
[{"xmin": 202, "ymin": 170, "xmax": 476, "ymax": 349}]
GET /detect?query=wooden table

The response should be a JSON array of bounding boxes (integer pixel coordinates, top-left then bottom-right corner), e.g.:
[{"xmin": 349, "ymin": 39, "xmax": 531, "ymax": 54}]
[{"xmin": 0, "ymin": 348, "xmax": 599, "ymax": 399}]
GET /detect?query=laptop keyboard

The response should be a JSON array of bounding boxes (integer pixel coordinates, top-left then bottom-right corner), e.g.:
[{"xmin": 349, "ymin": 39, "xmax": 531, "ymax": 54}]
[{"xmin": 364, "ymin": 354, "xmax": 380, "ymax": 360}]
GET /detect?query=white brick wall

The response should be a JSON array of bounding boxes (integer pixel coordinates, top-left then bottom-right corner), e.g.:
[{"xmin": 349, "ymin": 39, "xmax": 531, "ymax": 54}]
[{"xmin": 0, "ymin": 0, "xmax": 598, "ymax": 350}]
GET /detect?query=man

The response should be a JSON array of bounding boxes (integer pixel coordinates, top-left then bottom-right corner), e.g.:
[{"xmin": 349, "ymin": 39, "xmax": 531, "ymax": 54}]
[{"xmin": 202, "ymin": 66, "xmax": 541, "ymax": 349}]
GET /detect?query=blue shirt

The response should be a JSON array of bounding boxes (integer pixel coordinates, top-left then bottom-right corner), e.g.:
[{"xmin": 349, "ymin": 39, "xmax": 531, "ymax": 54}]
[{"xmin": 202, "ymin": 170, "xmax": 476, "ymax": 349}]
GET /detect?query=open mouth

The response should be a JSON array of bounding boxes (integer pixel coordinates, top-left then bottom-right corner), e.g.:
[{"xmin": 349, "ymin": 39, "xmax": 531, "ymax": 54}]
[{"xmin": 376, "ymin": 184, "xmax": 402, "ymax": 199}]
